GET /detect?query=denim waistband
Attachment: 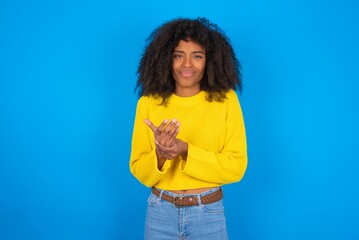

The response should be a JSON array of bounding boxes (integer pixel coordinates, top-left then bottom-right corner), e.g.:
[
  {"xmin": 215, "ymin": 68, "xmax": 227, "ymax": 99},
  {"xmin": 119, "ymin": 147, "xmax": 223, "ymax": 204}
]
[{"xmin": 155, "ymin": 187, "xmax": 221, "ymax": 198}]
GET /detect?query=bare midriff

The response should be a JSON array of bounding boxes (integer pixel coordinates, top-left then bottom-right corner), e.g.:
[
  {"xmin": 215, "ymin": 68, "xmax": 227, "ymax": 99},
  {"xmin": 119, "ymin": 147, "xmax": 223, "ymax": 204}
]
[{"xmin": 168, "ymin": 187, "xmax": 215, "ymax": 195}]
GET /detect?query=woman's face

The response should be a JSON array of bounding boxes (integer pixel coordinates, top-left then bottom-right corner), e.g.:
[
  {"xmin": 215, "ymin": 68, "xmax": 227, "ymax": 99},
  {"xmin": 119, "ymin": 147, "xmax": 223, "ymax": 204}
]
[{"xmin": 172, "ymin": 40, "xmax": 206, "ymax": 97}]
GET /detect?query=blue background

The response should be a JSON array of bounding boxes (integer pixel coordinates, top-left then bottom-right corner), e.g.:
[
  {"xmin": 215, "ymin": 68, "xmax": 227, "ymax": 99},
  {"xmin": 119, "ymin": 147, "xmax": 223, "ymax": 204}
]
[{"xmin": 1, "ymin": 0, "xmax": 358, "ymax": 239}]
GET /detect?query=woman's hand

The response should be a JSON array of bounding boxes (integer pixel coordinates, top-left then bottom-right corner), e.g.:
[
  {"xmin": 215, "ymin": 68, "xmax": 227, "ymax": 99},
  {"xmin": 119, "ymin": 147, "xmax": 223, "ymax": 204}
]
[
  {"xmin": 144, "ymin": 119, "xmax": 188, "ymax": 168},
  {"xmin": 144, "ymin": 118, "xmax": 180, "ymax": 148},
  {"xmin": 155, "ymin": 139, "xmax": 188, "ymax": 160}
]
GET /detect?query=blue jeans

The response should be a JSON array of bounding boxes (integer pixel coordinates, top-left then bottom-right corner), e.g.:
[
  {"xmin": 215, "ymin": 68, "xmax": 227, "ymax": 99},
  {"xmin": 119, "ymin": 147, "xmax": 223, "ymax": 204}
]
[{"xmin": 144, "ymin": 187, "xmax": 228, "ymax": 240}]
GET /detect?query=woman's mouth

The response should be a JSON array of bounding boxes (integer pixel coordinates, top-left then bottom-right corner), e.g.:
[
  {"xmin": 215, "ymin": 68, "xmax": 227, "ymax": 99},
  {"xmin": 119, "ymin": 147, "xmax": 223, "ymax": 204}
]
[{"xmin": 180, "ymin": 71, "xmax": 194, "ymax": 78}]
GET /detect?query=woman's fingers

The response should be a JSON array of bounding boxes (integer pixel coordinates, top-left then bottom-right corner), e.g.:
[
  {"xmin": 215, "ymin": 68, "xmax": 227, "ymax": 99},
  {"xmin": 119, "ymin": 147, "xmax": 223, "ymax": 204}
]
[
  {"xmin": 146, "ymin": 118, "xmax": 179, "ymax": 142},
  {"xmin": 144, "ymin": 119, "xmax": 169, "ymax": 136},
  {"xmin": 144, "ymin": 119, "xmax": 158, "ymax": 132},
  {"xmin": 155, "ymin": 119, "xmax": 169, "ymax": 135},
  {"xmin": 161, "ymin": 119, "xmax": 180, "ymax": 145},
  {"xmin": 145, "ymin": 118, "xmax": 181, "ymax": 147}
]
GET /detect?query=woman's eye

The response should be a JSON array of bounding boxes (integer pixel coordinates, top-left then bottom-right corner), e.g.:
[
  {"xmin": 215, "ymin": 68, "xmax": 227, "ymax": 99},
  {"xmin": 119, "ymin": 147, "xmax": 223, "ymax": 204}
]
[
  {"xmin": 173, "ymin": 54, "xmax": 182, "ymax": 58},
  {"xmin": 193, "ymin": 55, "xmax": 204, "ymax": 59}
]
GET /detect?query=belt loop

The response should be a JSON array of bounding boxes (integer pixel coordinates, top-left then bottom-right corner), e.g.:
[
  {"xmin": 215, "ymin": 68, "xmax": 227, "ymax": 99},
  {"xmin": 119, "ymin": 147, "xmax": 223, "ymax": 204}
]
[
  {"xmin": 197, "ymin": 194, "xmax": 202, "ymax": 205},
  {"xmin": 159, "ymin": 189, "xmax": 164, "ymax": 200}
]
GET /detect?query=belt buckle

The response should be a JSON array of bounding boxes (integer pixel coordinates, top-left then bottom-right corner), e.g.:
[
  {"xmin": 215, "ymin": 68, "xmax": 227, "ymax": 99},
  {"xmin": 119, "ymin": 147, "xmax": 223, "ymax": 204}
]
[{"xmin": 173, "ymin": 196, "xmax": 184, "ymax": 208}]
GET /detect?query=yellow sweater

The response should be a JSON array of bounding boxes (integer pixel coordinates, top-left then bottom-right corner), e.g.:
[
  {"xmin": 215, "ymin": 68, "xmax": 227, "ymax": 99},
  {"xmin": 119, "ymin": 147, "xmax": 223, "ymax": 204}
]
[{"xmin": 129, "ymin": 90, "xmax": 247, "ymax": 190}]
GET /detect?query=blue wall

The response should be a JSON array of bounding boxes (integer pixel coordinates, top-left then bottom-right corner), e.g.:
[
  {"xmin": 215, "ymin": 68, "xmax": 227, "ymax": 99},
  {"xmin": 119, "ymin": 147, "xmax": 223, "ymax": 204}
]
[{"xmin": 1, "ymin": 0, "xmax": 358, "ymax": 239}]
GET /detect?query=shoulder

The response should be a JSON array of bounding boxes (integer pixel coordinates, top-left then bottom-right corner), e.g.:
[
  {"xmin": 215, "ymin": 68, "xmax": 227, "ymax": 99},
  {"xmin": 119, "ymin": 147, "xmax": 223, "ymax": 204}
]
[
  {"xmin": 223, "ymin": 90, "xmax": 242, "ymax": 112},
  {"xmin": 224, "ymin": 89, "xmax": 240, "ymax": 102},
  {"xmin": 136, "ymin": 95, "xmax": 163, "ymax": 110}
]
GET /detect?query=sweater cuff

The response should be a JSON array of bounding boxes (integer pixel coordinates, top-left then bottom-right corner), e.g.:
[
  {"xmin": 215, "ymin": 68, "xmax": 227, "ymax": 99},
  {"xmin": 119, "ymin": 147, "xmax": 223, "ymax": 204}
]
[
  {"xmin": 180, "ymin": 143, "xmax": 203, "ymax": 174},
  {"xmin": 140, "ymin": 150, "xmax": 170, "ymax": 187}
]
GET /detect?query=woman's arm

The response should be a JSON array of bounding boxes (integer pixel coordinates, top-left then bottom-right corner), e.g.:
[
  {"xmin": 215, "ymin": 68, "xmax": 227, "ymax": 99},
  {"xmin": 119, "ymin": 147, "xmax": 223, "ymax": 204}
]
[{"xmin": 180, "ymin": 91, "xmax": 248, "ymax": 184}]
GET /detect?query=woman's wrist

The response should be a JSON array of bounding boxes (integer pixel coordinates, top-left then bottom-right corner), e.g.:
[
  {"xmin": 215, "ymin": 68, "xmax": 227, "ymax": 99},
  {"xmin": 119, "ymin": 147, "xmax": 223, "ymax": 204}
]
[
  {"xmin": 177, "ymin": 140, "xmax": 188, "ymax": 159},
  {"xmin": 156, "ymin": 149, "xmax": 167, "ymax": 170}
]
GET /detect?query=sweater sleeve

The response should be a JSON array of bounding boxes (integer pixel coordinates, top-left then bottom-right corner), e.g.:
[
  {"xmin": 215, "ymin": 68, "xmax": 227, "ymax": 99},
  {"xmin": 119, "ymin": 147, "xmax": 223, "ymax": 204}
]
[
  {"xmin": 181, "ymin": 90, "xmax": 248, "ymax": 185},
  {"xmin": 129, "ymin": 98, "xmax": 171, "ymax": 187}
]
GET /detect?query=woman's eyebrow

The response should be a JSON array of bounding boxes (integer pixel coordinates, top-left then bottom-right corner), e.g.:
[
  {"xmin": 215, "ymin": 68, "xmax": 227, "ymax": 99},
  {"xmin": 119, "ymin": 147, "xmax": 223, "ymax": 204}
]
[{"xmin": 173, "ymin": 50, "xmax": 205, "ymax": 54}]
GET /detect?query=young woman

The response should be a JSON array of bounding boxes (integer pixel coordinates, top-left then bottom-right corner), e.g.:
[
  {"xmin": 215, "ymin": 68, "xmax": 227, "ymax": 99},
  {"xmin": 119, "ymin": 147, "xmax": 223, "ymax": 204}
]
[{"xmin": 130, "ymin": 17, "xmax": 247, "ymax": 239}]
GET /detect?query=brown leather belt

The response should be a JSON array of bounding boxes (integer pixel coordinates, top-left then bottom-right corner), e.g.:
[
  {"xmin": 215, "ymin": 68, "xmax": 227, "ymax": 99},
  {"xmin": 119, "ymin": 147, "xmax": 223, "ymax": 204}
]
[{"xmin": 152, "ymin": 187, "xmax": 223, "ymax": 208}]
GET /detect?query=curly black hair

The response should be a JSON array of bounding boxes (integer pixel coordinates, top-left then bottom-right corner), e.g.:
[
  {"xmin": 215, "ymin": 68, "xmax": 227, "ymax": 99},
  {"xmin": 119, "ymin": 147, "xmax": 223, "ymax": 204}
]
[{"xmin": 136, "ymin": 17, "xmax": 242, "ymax": 104}]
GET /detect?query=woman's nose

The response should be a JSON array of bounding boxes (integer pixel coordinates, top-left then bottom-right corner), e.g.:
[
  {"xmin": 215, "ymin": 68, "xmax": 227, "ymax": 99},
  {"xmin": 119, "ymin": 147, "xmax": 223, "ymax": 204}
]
[{"xmin": 181, "ymin": 56, "xmax": 192, "ymax": 67}]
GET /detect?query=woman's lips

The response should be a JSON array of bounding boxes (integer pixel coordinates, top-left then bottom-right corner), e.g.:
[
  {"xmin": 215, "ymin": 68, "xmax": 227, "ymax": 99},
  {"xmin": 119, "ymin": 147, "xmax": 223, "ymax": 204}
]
[{"xmin": 180, "ymin": 71, "xmax": 194, "ymax": 78}]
